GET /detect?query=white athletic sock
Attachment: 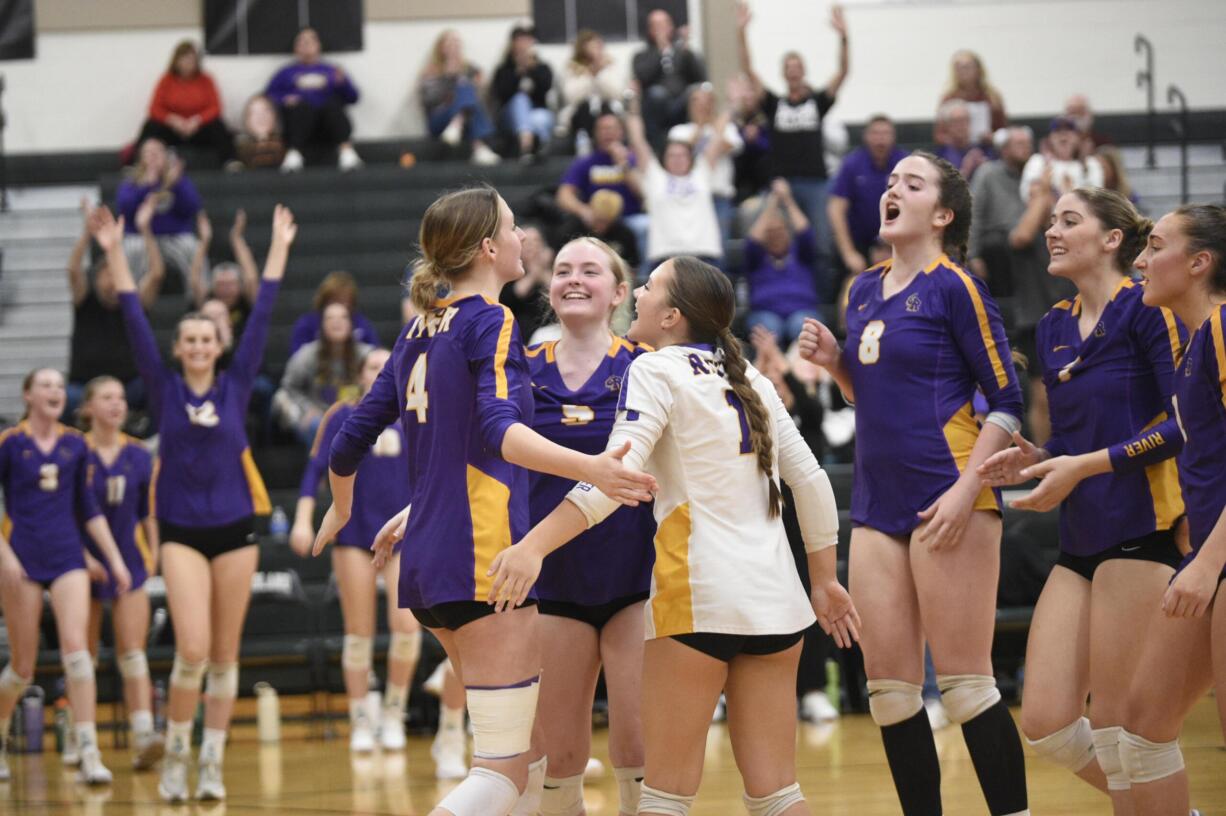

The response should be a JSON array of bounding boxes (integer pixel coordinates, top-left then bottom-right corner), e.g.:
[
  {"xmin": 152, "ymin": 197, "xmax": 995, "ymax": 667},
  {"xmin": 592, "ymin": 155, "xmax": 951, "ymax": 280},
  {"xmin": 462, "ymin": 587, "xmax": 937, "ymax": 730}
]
[
  {"xmin": 441, "ymin": 703, "xmax": 464, "ymax": 732},
  {"xmin": 384, "ymin": 682, "xmax": 408, "ymax": 716},
  {"xmin": 510, "ymin": 756, "xmax": 548, "ymax": 815},
  {"xmin": 75, "ymin": 721, "xmax": 99, "ymax": 752},
  {"xmin": 200, "ymin": 728, "xmax": 226, "ymax": 765},
  {"xmin": 166, "ymin": 720, "xmax": 192, "ymax": 757},
  {"xmin": 348, "ymin": 698, "xmax": 368, "ymax": 725},
  {"xmin": 130, "ymin": 709, "xmax": 154, "ymax": 738}
]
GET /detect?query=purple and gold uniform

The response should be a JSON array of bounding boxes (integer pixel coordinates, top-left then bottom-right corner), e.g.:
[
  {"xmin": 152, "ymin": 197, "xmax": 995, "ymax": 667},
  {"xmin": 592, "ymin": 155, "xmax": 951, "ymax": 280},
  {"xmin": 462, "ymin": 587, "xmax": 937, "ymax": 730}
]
[
  {"xmin": 1172, "ymin": 305, "xmax": 1226, "ymax": 576},
  {"xmin": 330, "ymin": 295, "xmax": 533, "ymax": 610},
  {"xmin": 119, "ymin": 282, "xmax": 274, "ymax": 528},
  {"xmin": 1038, "ymin": 279, "xmax": 1185, "ymax": 555},
  {"xmin": 843, "ymin": 255, "xmax": 1023, "ymax": 536},
  {"xmin": 86, "ymin": 436, "xmax": 154, "ymax": 599},
  {"xmin": 0, "ymin": 423, "xmax": 102, "ymax": 584},
  {"xmin": 526, "ymin": 338, "xmax": 657, "ymax": 605},
  {"xmin": 301, "ymin": 399, "xmax": 410, "ymax": 552}
]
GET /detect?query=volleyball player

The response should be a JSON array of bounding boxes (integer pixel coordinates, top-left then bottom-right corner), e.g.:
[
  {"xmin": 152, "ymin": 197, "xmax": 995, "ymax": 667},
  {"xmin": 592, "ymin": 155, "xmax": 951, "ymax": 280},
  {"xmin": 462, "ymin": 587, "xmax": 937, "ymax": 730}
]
[
  {"xmin": 88, "ymin": 204, "xmax": 296, "ymax": 803},
  {"xmin": 314, "ymin": 187, "xmax": 656, "ymax": 816},
  {"xmin": 291, "ymin": 347, "xmax": 423, "ymax": 753},
  {"xmin": 1115, "ymin": 204, "xmax": 1226, "ymax": 815},
  {"xmin": 524, "ymin": 237, "xmax": 655, "ymax": 816},
  {"xmin": 489, "ymin": 256, "xmax": 855, "ymax": 816},
  {"xmin": 977, "ymin": 188, "xmax": 1184, "ymax": 811},
  {"xmin": 0, "ymin": 368, "xmax": 131, "ymax": 784},
  {"xmin": 79, "ymin": 376, "xmax": 164, "ymax": 770},
  {"xmin": 797, "ymin": 152, "xmax": 1030, "ymax": 815}
]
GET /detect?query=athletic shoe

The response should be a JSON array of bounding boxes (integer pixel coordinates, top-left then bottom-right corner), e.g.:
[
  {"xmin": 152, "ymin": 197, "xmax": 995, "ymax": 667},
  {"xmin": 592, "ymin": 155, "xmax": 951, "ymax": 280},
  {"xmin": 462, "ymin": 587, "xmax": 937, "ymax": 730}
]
[
  {"xmin": 440, "ymin": 118, "xmax": 464, "ymax": 147},
  {"xmin": 924, "ymin": 698, "xmax": 952, "ymax": 731},
  {"xmin": 279, "ymin": 149, "xmax": 304, "ymax": 174},
  {"xmin": 76, "ymin": 746, "xmax": 113, "ymax": 785},
  {"xmin": 711, "ymin": 694, "xmax": 726, "ymax": 723},
  {"xmin": 423, "ymin": 661, "xmax": 447, "ymax": 697},
  {"xmin": 801, "ymin": 691, "xmax": 840, "ymax": 722},
  {"xmin": 196, "ymin": 760, "xmax": 226, "ymax": 801},
  {"xmin": 350, "ymin": 704, "xmax": 376, "ymax": 753},
  {"xmin": 158, "ymin": 752, "xmax": 190, "ymax": 804},
  {"xmin": 471, "ymin": 144, "xmax": 502, "ymax": 166},
  {"xmin": 62, "ymin": 727, "xmax": 80, "ymax": 766},
  {"xmin": 431, "ymin": 728, "xmax": 468, "ymax": 780},
  {"xmin": 132, "ymin": 732, "xmax": 165, "ymax": 771},
  {"xmin": 338, "ymin": 145, "xmax": 364, "ymax": 172},
  {"xmin": 380, "ymin": 713, "xmax": 406, "ymax": 751}
]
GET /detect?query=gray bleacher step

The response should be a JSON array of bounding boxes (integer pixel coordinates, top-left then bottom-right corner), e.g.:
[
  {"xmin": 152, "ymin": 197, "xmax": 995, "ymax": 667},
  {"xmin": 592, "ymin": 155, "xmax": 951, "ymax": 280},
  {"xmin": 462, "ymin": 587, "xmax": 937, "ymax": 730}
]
[{"xmin": 1119, "ymin": 144, "xmax": 1223, "ymax": 169}]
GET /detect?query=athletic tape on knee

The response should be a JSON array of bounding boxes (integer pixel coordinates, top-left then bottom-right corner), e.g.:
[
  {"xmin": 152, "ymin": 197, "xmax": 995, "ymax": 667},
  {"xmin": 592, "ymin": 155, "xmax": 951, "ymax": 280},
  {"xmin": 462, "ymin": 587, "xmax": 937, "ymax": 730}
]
[
  {"xmin": 436, "ymin": 767, "xmax": 520, "ymax": 816},
  {"xmin": 170, "ymin": 654, "xmax": 207, "ymax": 691},
  {"xmin": 341, "ymin": 634, "xmax": 373, "ymax": 672},
  {"xmin": 205, "ymin": 662, "xmax": 238, "ymax": 700},
  {"xmin": 541, "ymin": 773, "xmax": 585, "ymax": 816},
  {"xmin": 743, "ymin": 782, "xmax": 806, "ymax": 816},
  {"xmin": 1118, "ymin": 729, "xmax": 1184, "ymax": 784},
  {"xmin": 614, "ymin": 765, "xmax": 644, "ymax": 815},
  {"xmin": 118, "ymin": 650, "xmax": 150, "ymax": 680},
  {"xmin": 866, "ymin": 679, "xmax": 924, "ymax": 727},
  {"xmin": 0, "ymin": 663, "xmax": 31, "ymax": 696},
  {"xmin": 388, "ymin": 630, "xmax": 421, "ymax": 664},
  {"xmin": 1026, "ymin": 716, "xmax": 1094, "ymax": 772},
  {"xmin": 1091, "ymin": 726, "xmax": 1129, "ymax": 791},
  {"xmin": 466, "ymin": 676, "xmax": 540, "ymax": 760},
  {"xmin": 638, "ymin": 784, "xmax": 695, "ymax": 816},
  {"xmin": 62, "ymin": 650, "xmax": 94, "ymax": 683},
  {"xmin": 937, "ymin": 674, "xmax": 1001, "ymax": 724}
]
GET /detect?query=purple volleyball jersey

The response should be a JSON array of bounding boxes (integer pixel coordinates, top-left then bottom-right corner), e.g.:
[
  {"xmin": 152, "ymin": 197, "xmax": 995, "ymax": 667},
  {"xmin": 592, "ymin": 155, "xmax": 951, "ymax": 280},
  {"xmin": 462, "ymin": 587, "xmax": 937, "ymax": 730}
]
[{"xmin": 86, "ymin": 436, "xmax": 153, "ymax": 598}]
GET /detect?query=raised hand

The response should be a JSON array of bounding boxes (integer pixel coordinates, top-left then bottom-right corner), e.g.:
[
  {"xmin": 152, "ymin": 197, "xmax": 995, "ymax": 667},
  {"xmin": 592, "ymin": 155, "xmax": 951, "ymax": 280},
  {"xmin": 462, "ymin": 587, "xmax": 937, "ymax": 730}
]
[
  {"xmin": 270, "ymin": 204, "xmax": 298, "ymax": 249},
  {"xmin": 196, "ymin": 210, "xmax": 213, "ymax": 244},
  {"xmin": 797, "ymin": 317, "xmax": 841, "ymax": 368},
  {"xmin": 230, "ymin": 208, "xmax": 247, "ymax": 242},
  {"xmin": 87, "ymin": 206, "xmax": 126, "ymax": 253},
  {"xmin": 830, "ymin": 4, "xmax": 848, "ymax": 37},
  {"xmin": 736, "ymin": 1, "xmax": 751, "ymax": 30}
]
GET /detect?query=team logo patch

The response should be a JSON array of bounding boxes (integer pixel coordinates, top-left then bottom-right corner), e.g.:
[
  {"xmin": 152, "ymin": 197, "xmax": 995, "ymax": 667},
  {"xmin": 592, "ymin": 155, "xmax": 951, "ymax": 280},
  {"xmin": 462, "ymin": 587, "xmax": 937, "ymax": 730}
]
[
  {"xmin": 1094, "ymin": 321, "xmax": 1106, "ymax": 337},
  {"xmin": 604, "ymin": 375, "xmax": 622, "ymax": 393},
  {"xmin": 905, "ymin": 294, "xmax": 922, "ymax": 313},
  {"xmin": 857, "ymin": 303, "xmax": 867, "ymax": 311}
]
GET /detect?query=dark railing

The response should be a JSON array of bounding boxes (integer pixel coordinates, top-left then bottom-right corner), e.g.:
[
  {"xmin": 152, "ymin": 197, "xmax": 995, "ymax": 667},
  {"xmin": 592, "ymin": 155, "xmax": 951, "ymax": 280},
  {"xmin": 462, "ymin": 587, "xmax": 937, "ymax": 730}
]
[
  {"xmin": 1135, "ymin": 34, "xmax": 1156, "ymax": 169},
  {"xmin": 0, "ymin": 74, "xmax": 7, "ymax": 213},
  {"xmin": 1167, "ymin": 84, "xmax": 1189, "ymax": 205}
]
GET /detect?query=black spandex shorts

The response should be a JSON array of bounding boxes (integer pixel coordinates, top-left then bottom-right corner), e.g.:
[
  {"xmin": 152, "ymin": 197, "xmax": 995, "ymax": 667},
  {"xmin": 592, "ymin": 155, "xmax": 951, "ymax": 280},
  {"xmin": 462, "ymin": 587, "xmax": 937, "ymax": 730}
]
[
  {"xmin": 159, "ymin": 517, "xmax": 257, "ymax": 560},
  {"xmin": 671, "ymin": 629, "xmax": 806, "ymax": 663},
  {"xmin": 411, "ymin": 599, "xmax": 538, "ymax": 632},
  {"xmin": 1056, "ymin": 528, "xmax": 1183, "ymax": 582},
  {"xmin": 538, "ymin": 592, "xmax": 649, "ymax": 630}
]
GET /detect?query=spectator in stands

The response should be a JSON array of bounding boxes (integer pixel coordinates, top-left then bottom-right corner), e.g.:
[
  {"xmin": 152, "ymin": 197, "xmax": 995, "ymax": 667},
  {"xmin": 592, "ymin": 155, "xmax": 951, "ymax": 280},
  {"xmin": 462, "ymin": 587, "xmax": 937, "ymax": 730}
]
[
  {"xmin": 632, "ymin": 9, "xmax": 707, "ymax": 149},
  {"xmin": 669, "ymin": 83, "xmax": 745, "ymax": 239},
  {"xmin": 1020, "ymin": 116, "xmax": 1104, "ymax": 202},
  {"xmin": 626, "ymin": 98, "xmax": 728, "ymax": 271},
  {"xmin": 556, "ymin": 112, "xmax": 648, "ymax": 253},
  {"xmin": 66, "ymin": 198, "xmax": 163, "ymax": 420},
  {"xmin": 265, "ymin": 27, "xmax": 363, "ymax": 173},
  {"xmin": 188, "ymin": 210, "xmax": 259, "ymax": 339},
  {"xmin": 1096, "ymin": 145, "xmax": 1140, "ymax": 207},
  {"xmin": 199, "ymin": 298, "xmax": 235, "ymax": 356},
  {"xmin": 235, "ymin": 95, "xmax": 287, "ymax": 170},
  {"xmin": 417, "ymin": 30, "xmax": 501, "ymax": 166},
  {"xmin": 560, "ymin": 189, "xmax": 642, "ymax": 272},
  {"xmin": 736, "ymin": 2, "xmax": 849, "ymax": 250},
  {"xmin": 500, "ymin": 225, "xmax": 554, "ymax": 343},
  {"xmin": 727, "ymin": 72, "xmax": 772, "ymax": 202},
  {"xmin": 115, "ymin": 138, "xmax": 201, "ymax": 287},
  {"xmin": 273, "ymin": 303, "xmax": 373, "ymax": 445},
  {"xmin": 135, "ymin": 41, "xmax": 235, "ymax": 168},
  {"xmin": 559, "ymin": 30, "xmax": 625, "ymax": 144},
  {"xmin": 938, "ymin": 49, "xmax": 1007, "ymax": 145},
  {"xmin": 491, "ymin": 25, "xmax": 554, "ymax": 163},
  {"xmin": 743, "ymin": 179, "xmax": 823, "ymax": 343},
  {"xmin": 828, "ymin": 114, "xmax": 908, "ymax": 284},
  {"xmin": 1064, "ymin": 93, "xmax": 1112, "ymax": 151},
  {"xmin": 935, "ymin": 99, "xmax": 993, "ymax": 180},
  {"xmin": 289, "ymin": 271, "xmax": 381, "ymax": 355}
]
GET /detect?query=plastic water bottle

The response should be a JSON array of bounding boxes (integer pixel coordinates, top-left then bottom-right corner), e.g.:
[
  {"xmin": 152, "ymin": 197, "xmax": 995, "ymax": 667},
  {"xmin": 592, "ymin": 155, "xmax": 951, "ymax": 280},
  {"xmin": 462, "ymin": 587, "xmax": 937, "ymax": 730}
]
[
  {"xmin": 824, "ymin": 659, "xmax": 841, "ymax": 713},
  {"xmin": 270, "ymin": 506, "xmax": 289, "ymax": 545},
  {"xmin": 21, "ymin": 687, "xmax": 45, "ymax": 753},
  {"xmin": 255, "ymin": 682, "xmax": 281, "ymax": 743},
  {"xmin": 575, "ymin": 129, "xmax": 592, "ymax": 158}
]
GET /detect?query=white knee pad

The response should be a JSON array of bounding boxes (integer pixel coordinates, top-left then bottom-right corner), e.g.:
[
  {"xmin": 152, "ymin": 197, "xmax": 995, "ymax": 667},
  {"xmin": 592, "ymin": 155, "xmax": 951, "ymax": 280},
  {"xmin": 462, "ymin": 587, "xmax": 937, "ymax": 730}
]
[
  {"xmin": 937, "ymin": 674, "xmax": 1001, "ymax": 724},
  {"xmin": 744, "ymin": 782, "xmax": 805, "ymax": 816},
  {"xmin": 170, "ymin": 654, "xmax": 207, "ymax": 691},
  {"xmin": 637, "ymin": 784, "xmax": 694, "ymax": 816},
  {"xmin": 388, "ymin": 630, "xmax": 421, "ymax": 664},
  {"xmin": 614, "ymin": 765, "xmax": 644, "ymax": 815},
  {"xmin": 437, "ymin": 767, "xmax": 520, "ymax": 816},
  {"xmin": 866, "ymin": 679, "xmax": 924, "ymax": 727},
  {"xmin": 1119, "ymin": 729, "xmax": 1184, "ymax": 784},
  {"xmin": 541, "ymin": 772, "xmax": 585, "ymax": 816},
  {"xmin": 1091, "ymin": 726, "xmax": 1129, "ymax": 791},
  {"xmin": 342, "ymin": 634, "xmax": 373, "ymax": 672},
  {"xmin": 62, "ymin": 650, "xmax": 95, "ymax": 683},
  {"xmin": 118, "ymin": 650, "xmax": 150, "ymax": 680},
  {"xmin": 1026, "ymin": 716, "xmax": 1095, "ymax": 772},
  {"xmin": 205, "ymin": 662, "xmax": 238, "ymax": 700},
  {"xmin": 467, "ymin": 676, "xmax": 540, "ymax": 760},
  {"xmin": 0, "ymin": 664, "xmax": 31, "ymax": 696}
]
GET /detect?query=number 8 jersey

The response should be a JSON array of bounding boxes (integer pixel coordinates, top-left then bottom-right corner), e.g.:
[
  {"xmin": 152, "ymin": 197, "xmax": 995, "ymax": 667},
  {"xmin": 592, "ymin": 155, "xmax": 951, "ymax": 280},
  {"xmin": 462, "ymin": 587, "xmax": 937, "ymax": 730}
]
[{"xmin": 842, "ymin": 256, "xmax": 1023, "ymax": 537}]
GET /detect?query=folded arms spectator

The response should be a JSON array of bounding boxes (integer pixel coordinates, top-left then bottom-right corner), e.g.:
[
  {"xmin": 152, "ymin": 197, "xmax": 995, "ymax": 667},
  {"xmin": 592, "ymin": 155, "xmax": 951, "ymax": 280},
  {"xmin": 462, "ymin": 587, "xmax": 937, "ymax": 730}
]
[
  {"xmin": 491, "ymin": 25, "xmax": 555, "ymax": 161},
  {"xmin": 136, "ymin": 41, "xmax": 235, "ymax": 167}
]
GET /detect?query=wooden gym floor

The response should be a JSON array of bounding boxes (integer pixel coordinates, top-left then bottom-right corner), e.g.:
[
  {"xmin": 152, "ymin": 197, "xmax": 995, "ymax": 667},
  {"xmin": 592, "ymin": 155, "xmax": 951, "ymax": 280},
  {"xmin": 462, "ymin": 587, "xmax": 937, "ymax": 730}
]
[{"xmin": 3, "ymin": 697, "xmax": 1223, "ymax": 814}]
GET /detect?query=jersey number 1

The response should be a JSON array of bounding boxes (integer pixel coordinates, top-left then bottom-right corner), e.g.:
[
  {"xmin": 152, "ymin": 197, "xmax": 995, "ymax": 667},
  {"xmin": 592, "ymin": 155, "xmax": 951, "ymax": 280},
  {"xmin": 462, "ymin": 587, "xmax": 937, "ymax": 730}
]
[
  {"xmin": 405, "ymin": 355, "xmax": 429, "ymax": 422},
  {"xmin": 858, "ymin": 320, "xmax": 885, "ymax": 364},
  {"xmin": 724, "ymin": 390, "xmax": 753, "ymax": 454}
]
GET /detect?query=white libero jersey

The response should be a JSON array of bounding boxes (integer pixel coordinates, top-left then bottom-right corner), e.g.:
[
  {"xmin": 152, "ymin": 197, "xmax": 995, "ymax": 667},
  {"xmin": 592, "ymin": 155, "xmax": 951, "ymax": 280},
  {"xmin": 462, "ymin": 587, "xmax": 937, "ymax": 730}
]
[{"xmin": 568, "ymin": 343, "xmax": 829, "ymax": 639}]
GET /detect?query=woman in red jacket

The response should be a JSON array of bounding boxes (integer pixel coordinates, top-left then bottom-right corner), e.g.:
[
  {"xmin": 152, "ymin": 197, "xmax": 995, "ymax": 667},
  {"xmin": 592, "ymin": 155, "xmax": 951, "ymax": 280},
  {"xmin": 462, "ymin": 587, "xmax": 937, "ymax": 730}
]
[{"xmin": 136, "ymin": 41, "xmax": 236, "ymax": 166}]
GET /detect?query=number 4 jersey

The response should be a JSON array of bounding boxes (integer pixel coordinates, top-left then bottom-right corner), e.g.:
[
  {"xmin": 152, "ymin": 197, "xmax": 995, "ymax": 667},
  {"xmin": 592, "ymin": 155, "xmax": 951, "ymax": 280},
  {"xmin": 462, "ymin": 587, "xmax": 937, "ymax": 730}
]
[{"xmin": 843, "ymin": 256, "xmax": 1023, "ymax": 537}]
